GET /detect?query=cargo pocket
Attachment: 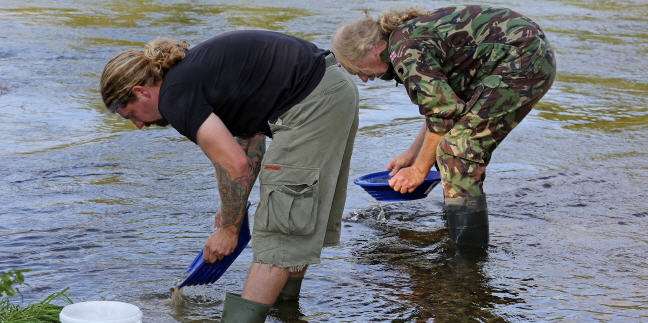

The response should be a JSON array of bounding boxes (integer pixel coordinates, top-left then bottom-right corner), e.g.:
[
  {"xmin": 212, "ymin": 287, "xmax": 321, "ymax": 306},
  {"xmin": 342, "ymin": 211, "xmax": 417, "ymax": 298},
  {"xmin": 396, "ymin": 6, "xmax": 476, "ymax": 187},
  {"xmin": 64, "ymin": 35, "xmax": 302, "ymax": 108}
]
[
  {"xmin": 255, "ymin": 165, "xmax": 320, "ymax": 236},
  {"xmin": 463, "ymin": 75, "xmax": 502, "ymax": 117}
]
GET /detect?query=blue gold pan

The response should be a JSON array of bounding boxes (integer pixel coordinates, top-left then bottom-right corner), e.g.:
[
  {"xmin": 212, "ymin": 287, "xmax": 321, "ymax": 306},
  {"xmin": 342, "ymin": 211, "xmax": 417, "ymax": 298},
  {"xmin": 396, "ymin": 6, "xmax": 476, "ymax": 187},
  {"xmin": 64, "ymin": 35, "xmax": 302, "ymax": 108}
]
[
  {"xmin": 177, "ymin": 205, "xmax": 251, "ymax": 288},
  {"xmin": 354, "ymin": 170, "xmax": 441, "ymax": 202}
]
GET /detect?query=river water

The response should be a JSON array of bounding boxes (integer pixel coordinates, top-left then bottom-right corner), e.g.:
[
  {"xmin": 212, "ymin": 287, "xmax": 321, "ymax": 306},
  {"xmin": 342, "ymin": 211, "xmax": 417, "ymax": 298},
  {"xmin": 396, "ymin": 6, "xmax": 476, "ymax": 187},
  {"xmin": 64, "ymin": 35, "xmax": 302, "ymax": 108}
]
[{"xmin": 0, "ymin": 0, "xmax": 646, "ymax": 322}]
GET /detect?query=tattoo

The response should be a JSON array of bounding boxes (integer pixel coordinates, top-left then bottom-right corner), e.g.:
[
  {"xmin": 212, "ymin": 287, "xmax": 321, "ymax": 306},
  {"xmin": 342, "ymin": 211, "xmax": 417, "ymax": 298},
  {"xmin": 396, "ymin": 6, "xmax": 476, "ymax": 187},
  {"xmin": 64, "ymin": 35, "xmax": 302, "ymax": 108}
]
[
  {"xmin": 213, "ymin": 134, "xmax": 266, "ymax": 230},
  {"xmin": 212, "ymin": 162, "xmax": 249, "ymax": 230},
  {"xmin": 237, "ymin": 134, "xmax": 266, "ymax": 180}
]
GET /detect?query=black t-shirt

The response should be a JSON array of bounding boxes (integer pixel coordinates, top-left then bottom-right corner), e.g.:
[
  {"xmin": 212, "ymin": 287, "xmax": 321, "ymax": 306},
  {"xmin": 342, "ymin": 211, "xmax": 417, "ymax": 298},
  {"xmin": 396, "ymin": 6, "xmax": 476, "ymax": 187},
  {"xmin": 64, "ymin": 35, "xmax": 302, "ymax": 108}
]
[{"xmin": 158, "ymin": 30, "xmax": 329, "ymax": 142}]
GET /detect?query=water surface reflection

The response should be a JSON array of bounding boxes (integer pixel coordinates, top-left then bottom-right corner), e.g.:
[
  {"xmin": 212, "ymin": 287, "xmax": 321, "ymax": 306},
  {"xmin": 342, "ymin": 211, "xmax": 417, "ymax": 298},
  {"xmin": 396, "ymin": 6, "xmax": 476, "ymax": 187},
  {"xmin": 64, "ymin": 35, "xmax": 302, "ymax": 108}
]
[
  {"xmin": 348, "ymin": 204, "xmax": 520, "ymax": 321},
  {"xmin": 1, "ymin": 0, "xmax": 647, "ymax": 321}
]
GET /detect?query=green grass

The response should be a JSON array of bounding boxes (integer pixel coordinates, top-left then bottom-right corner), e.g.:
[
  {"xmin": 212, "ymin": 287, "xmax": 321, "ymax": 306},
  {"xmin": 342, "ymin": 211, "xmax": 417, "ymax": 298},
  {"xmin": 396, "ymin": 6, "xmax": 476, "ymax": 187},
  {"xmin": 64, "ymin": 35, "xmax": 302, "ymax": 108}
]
[{"xmin": 1, "ymin": 270, "xmax": 72, "ymax": 323}]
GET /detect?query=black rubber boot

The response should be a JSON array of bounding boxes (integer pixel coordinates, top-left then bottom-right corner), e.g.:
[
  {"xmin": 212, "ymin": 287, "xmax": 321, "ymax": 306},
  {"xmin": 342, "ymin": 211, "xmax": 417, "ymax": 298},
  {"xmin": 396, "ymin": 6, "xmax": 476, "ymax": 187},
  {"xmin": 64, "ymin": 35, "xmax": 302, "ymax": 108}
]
[
  {"xmin": 444, "ymin": 195, "xmax": 489, "ymax": 249},
  {"xmin": 221, "ymin": 292, "xmax": 270, "ymax": 323},
  {"xmin": 276, "ymin": 277, "xmax": 303, "ymax": 302}
]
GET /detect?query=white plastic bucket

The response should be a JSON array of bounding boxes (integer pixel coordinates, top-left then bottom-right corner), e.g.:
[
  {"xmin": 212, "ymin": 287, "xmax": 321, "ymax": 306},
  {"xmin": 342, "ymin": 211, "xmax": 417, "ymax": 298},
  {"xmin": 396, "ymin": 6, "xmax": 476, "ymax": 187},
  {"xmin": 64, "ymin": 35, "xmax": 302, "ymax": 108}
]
[{"xmin": 59, "ymin": 301, "xmax": 143, "ymax": 323}]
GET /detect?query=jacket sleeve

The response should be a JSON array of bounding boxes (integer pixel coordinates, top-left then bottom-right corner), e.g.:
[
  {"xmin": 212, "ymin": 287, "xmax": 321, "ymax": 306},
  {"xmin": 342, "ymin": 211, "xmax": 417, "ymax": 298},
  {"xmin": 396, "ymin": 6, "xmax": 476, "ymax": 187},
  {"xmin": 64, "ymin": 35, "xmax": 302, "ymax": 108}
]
[{"xmin": 390, "ymin": 38, "xmax": 466, "ymax": 133}]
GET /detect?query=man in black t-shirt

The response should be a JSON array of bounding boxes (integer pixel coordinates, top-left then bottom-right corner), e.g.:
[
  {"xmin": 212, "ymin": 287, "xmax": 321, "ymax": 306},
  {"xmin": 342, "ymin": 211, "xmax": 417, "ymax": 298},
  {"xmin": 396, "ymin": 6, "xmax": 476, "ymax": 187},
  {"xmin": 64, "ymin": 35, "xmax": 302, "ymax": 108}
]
[{"xmin": 101, "ymin": 31, "xmax": 359, "ymax": 321}]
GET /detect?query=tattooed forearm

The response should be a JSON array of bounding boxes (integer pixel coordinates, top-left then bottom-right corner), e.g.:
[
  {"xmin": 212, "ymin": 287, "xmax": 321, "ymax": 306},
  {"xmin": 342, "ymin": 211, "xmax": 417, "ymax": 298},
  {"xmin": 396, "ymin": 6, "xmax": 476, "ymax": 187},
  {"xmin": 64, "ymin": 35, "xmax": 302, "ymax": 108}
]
[
  {"xmin": 213, "ymin": 134, "xmax": 265, "ymax": 231},
  {"xmin": 212, "ymin": 162, "xmax": 251, "ymax": 230}
]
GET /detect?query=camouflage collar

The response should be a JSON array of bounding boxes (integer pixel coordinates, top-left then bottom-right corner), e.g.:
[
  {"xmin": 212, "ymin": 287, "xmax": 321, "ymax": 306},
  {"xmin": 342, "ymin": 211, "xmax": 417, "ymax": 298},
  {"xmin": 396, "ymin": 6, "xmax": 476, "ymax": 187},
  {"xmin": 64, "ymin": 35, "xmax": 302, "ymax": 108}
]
[
  {"xmin": 379, "ymin": 47, "xmax": 391, "ymax": 63},
  {"xmin": 379, "ymin": 47, "xmax": 397, "ymax": 81}
]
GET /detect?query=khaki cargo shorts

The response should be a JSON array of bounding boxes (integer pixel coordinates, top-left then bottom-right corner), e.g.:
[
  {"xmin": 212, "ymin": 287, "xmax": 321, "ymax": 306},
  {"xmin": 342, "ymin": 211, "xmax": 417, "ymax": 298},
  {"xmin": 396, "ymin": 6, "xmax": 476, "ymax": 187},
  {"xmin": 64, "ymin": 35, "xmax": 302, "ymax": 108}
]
[{"xmin": 252, "ymin": 54, "xmax": 359, "ymax": 271}]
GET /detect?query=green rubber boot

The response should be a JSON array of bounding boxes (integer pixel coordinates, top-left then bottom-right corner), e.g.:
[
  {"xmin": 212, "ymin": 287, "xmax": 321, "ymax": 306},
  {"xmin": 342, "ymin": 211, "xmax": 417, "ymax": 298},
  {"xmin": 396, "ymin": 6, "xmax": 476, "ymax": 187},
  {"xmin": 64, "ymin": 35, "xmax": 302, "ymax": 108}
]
[
  {"xmin": 444, "ymin": 195, "xmax": 489, "ymax": 249},
  {"xmin": 221, "ymin": 292, "xmax": 270, "ymax": 323},
  {"xmin": 276, "ymin": 277, "xmax": 303, "ymax": 302}
]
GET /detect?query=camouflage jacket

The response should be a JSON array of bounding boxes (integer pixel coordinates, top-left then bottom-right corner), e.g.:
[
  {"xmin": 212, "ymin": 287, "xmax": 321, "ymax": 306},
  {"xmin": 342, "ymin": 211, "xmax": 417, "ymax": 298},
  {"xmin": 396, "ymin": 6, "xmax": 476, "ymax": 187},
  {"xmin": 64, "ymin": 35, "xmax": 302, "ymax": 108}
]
[{"xmin": 381, "ymin": 5, "xmax": 546, "ymax": 133}]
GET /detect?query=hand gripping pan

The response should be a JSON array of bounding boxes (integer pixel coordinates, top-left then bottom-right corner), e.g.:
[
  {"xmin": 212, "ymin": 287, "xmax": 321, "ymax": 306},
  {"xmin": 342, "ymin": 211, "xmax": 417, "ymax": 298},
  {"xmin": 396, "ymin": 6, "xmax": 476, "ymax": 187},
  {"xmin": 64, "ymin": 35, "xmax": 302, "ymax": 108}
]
[{"xmin": 177, "ymin": 205, "xmax": 251, "ymax": 288}]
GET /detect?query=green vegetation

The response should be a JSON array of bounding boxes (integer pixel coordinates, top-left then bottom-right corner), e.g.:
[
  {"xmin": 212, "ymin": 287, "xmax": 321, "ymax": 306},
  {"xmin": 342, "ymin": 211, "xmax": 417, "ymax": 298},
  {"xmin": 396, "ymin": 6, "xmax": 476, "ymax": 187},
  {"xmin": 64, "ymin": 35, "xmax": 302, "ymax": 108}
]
[
  {"xmin": 1, "ymin": 270, "xmax": 72, "ymax": 323},
  {"xmin": 1, "ymin": 270, "xmax": 28, "ymax": 298}
]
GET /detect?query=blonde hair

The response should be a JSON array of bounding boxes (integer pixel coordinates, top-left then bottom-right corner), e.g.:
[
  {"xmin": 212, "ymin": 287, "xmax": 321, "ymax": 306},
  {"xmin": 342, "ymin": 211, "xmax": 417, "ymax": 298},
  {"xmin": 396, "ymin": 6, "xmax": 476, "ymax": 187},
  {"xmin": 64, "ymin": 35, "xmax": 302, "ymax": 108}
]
[
  {"xmin": 331, "ymin": 7, "xmax": 428, "ymax": 68},
  {"xmin": 100, "ymin": 38, "xmax": 189, "ymax": 112}
]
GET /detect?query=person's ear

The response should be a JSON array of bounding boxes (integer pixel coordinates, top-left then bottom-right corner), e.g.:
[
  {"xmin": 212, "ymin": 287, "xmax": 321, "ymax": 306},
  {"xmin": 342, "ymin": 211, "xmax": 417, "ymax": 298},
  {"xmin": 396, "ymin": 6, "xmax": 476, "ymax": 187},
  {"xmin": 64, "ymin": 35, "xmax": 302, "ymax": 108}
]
[
  {"xmin": 131, "ymin": 85, "xmax": 150, "ymax": 99},
  {"xmin": 372, "ymin": 41, "xmax": 386, "ymax": 56}
]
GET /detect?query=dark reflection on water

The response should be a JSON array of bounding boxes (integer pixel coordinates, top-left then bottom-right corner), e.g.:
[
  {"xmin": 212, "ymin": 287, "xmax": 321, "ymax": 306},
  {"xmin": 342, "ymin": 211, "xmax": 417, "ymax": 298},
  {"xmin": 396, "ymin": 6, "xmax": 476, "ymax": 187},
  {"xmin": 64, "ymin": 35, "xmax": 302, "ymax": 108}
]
[
  {"xmin": 348, "ymin": 204, "xmax": 520, "ymax": 322},
  {"xmin": 267, "ymin": 299, "xmax": 307, "ymax": 323}
]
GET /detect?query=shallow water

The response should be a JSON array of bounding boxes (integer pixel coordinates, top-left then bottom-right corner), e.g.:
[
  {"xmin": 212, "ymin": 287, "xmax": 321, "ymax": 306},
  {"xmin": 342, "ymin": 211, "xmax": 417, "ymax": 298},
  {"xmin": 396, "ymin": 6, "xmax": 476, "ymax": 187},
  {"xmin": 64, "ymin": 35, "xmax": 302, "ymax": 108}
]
[{"xmin": 1, "ymin": 0, "xmax": 647, "ymax": 321}]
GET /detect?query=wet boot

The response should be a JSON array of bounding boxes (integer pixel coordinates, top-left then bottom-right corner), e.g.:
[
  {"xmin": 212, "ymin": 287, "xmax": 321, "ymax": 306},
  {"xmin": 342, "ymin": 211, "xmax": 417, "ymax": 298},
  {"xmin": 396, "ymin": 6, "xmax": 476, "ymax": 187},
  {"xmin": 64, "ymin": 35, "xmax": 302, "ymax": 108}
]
[
  {"xmin": 444, "ymin": 195, "xmax": 489, "ymax": 249},
  {"xmin": 270, "ymin": 278, "xmax": 306, "ymax": 322},
  {"xmin": 221, "ymin": 292, "xmax": 270, "ymax": 323},
  {"xmin": 276, "ymin": 277, "xmax": 303, "ymax": 302}
]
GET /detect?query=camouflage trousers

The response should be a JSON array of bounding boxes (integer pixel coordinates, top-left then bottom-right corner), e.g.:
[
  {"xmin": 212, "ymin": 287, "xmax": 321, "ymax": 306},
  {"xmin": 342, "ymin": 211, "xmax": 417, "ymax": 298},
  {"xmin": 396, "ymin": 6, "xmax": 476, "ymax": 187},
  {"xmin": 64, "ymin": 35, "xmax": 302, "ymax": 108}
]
[{"xmin": 436, "ymin": 36, "xmax": 556, "ymax": 198}]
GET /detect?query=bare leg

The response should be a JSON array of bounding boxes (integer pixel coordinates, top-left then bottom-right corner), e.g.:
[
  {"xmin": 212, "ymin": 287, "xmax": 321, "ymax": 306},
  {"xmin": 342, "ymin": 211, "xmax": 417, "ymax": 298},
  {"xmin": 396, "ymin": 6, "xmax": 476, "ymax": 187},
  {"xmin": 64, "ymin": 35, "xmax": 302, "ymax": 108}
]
[{"xmin": 241, "ymin": 262, "xmax": 290, "ymax": 305}]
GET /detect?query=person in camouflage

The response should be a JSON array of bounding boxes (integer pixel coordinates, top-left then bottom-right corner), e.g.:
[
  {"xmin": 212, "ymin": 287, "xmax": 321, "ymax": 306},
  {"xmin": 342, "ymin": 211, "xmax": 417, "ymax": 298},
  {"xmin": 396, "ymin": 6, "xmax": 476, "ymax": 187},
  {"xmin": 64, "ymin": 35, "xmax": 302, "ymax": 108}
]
[{"xmin": 332, "ymin": 5, "xmax": 556, "ymax": 249}]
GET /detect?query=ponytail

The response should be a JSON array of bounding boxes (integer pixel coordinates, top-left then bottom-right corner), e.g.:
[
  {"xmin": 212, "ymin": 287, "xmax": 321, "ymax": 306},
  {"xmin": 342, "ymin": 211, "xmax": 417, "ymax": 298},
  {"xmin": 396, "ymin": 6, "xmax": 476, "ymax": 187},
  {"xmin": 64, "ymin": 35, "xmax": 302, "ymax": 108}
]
[
  {"xmin": 100, "ymin": 38, "xmax": 189, "ymax": 112},
  {"xmin": 377, "ymin": 7, "xmax": 428, "ymax": 34}
]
